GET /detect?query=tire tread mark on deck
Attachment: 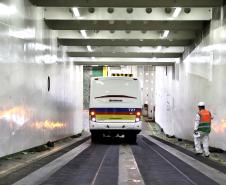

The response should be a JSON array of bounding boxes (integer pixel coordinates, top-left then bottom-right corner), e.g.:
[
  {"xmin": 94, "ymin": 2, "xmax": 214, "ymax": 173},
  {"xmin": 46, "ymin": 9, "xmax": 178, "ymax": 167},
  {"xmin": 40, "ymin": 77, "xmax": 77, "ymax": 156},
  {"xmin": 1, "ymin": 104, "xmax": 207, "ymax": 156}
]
[
  {"xmin": 41, "ymin": 144, "xmax": 116, "ymax": 185},
  {"xmin": 141, "ymin": 138, "xmax": 197, "ymax": 185},
  {"xmin": 91, "ymin": 149, "xmax": 110, "ymax": 185},
  {"xmin": 0, "ymin": 136, "xmax": 90, "ymax": 185},
  {"xmin": 151, "ymin": 135, "xmax": 226, "ymax": 174},
  {"xmin": 131, "ymin": 136, "xmax": 219, "ymax": 185},
  {"xmin": 92, "ymin": 145, "xmax": 119, "ymax": 185}
]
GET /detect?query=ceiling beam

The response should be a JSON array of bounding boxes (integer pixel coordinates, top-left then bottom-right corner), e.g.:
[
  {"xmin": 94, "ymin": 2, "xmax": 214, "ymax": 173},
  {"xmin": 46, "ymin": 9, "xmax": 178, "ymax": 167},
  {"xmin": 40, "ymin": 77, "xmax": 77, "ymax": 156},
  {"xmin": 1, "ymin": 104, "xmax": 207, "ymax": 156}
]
[
  {"xmin": 57, "ymin": 30, "xmax": 197, "ymax": 40},
  {"xmin": 58, "ymin": 39, "xmax": 192, "ymax": 46},
  {"xmin": 72, "ymin": 61, "xmax": 174, "ymax": 66},
  {"xmin": 67, "ymin": 52, "xmax": 181, "ymax": 58},
  {"xmin": 45, "ymin": 20, "xmax": 207, "ymax": 31},
  {"xmin": 30, "ymin": 0, "xmax": 223, "ymax": 7},
  {"xmin": 44, "ymin": 7, "xmax": 212, "ymax": 21}
]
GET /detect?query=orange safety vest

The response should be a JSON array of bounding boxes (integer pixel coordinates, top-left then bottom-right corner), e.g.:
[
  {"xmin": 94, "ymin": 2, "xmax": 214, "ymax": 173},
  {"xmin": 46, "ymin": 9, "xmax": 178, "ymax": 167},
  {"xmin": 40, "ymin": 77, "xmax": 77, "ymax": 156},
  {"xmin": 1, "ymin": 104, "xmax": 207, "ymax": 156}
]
[{"xmin": 198, "ymin": 109, "xmax": 211, "ymax": 133}]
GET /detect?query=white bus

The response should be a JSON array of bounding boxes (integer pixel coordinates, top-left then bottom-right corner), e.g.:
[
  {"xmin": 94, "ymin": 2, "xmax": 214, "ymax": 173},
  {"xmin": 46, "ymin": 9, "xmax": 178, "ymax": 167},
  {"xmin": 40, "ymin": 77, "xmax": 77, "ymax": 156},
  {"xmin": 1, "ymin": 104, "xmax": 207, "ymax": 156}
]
[{"xmin": 89, "ymin": 77, "xmax": 142, "ymax": 143}]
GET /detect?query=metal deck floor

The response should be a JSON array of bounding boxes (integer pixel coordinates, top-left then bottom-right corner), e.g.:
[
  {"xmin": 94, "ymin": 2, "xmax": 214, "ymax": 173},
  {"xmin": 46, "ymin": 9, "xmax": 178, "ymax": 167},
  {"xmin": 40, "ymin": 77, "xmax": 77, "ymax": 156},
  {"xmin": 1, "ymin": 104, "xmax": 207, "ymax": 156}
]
[{"xmin": 25, "ymin": 135, "xmax": 221, "ymax": 185}]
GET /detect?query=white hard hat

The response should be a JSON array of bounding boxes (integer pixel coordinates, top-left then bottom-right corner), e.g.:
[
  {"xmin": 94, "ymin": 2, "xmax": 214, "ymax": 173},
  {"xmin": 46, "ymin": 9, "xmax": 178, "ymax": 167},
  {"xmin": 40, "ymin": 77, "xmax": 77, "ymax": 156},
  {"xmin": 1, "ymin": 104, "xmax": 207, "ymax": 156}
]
[{"xmin": 198, "ymin": 102, "xmax": 205, "ymax": 106}]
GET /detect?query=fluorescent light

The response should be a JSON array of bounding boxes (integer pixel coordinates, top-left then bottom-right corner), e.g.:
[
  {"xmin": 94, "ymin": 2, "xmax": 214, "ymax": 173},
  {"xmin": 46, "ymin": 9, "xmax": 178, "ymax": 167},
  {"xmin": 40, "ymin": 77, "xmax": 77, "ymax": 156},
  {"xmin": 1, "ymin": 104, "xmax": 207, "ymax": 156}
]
[
  {"xmin": 80, "ymin": 30, "xmax": 87, "ymax": 38},
  {"xmin": 9, "ymin": 28, "xmax": 35, "ymax": 39},
  {"xmin": 72, "ymin": 7, "xmax": 80, "ymax": 17},
  {"xmin": 156, "ymin": 46, "xmax": 162, "ymax": 51},
  {"xmin": 91, "ymin": 57, "xmax": 96, "ymax": 60},
  {"xmin": 35, "ymin": 54, "xmax": 57, "ymax": 64},
  {"xmin": 162, "ymin": 30, "xmax": 169, "ymax": 38},
  {"xmin": 0, "ymin": 3, "xmax": 16, "ymax": 15},
  {"xmin": 172, "ymin": 7, "xmax": 182, "ymax": 18},
  {"xmin": 34, "ymin": 43, "xmax": 51, "ymax": 51},
  {"xmin": 87, "ymin": 45, "xmax": 93, "ymax": 52},
  {"xmin": 202, "ymin": 44, "xmax": 226, "ymax": 52}
]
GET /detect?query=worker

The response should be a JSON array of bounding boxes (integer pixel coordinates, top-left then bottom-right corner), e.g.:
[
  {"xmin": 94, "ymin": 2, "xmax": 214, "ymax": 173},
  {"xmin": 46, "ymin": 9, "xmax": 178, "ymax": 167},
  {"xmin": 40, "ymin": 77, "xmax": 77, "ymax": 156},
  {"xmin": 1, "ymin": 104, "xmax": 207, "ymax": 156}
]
[{"xmin": 194, "ymin": 102, "xmax": 212, "ymax": 157}]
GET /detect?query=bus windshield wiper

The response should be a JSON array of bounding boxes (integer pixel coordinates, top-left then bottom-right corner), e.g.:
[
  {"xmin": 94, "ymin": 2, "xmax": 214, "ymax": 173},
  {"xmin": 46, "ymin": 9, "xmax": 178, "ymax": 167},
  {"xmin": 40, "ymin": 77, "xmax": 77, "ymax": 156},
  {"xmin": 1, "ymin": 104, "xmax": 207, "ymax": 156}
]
[{"xmin": 95, "ymin": 95, "xmax": 137, "ymax": 99}]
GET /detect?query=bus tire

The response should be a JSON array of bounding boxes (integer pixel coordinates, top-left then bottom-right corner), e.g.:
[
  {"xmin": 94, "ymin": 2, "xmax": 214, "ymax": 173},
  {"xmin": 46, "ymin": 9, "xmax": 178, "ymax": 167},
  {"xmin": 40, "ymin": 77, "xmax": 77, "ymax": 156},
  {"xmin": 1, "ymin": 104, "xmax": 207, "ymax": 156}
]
[
  {"xmin": 91, "ymin": 132, "xmax": 101, "ymax": 143},
  {"xmin": 125, "ymin": 134, "xmax": 137, "ymax": 144}
]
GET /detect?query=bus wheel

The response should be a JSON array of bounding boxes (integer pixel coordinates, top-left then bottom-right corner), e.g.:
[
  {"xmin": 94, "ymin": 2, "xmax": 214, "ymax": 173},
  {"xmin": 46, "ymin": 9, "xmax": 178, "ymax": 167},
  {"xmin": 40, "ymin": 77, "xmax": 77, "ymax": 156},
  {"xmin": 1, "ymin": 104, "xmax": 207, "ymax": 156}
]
[{"xmin": 91, "ymin": 132, "xmax": 101, "ymax": 143}]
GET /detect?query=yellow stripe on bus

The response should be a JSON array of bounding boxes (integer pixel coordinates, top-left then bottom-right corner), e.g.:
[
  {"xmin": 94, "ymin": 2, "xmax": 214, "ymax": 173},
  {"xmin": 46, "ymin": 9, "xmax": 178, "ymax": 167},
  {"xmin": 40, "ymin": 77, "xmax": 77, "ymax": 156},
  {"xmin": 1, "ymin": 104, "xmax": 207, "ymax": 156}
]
[{"xmin": 96, "ymin": 114, "xmax": 136, "ymax": 120}]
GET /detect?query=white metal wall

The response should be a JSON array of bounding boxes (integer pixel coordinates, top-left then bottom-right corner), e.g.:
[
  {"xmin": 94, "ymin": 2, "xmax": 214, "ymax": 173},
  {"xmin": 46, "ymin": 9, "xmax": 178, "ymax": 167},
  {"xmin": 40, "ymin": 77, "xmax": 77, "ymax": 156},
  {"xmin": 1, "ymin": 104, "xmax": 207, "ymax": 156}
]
[
  {"xmin": 155, "ymin": 7, "xmax": 226, "ymax": 150},
  {"xmin": 137, "ymin": 66, "xmax": 155, "ymax": 118},
  {"xmin": 0, "ymin": 0, "xmax": 83, "ymax": 157}
]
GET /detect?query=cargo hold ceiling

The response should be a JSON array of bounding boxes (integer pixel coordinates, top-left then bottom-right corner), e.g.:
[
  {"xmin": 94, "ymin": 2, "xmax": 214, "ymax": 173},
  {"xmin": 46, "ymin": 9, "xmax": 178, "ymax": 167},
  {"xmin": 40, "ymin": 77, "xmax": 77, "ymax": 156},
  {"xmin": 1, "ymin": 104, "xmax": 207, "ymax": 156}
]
[{"xmin": 30, "ymin": 0, "xmax": 224, "ymax": 66}]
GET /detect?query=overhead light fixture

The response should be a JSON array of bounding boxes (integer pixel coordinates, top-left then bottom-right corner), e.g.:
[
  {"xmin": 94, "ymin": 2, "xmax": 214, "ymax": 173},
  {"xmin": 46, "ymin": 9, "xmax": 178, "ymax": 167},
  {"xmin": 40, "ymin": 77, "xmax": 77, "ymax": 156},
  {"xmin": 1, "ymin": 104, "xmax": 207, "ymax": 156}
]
[
  {"xmin": 88, "ymin": 7, "xmax": 95, "ymax": 13},
  {"xmin": 0, "ymin": 3, "xmax": 16, "ymax": 15},
  {"xmin": 87, "ymin": 45, "xmax": 93, "ymax": 52},
  {"xmin": 9, "ymin": 28, "xmax": 35, "ymax": 39},
  {"xmin": 184, "ymin": 8, "xmax": 191, "ymax": 14},
  {"xmin": 165, "ymin": 8, "xmax": 172, "ymax": 14},
  {"xmin": 80, "ymin": 30, "xmax": 87, "ymax": 38},
  {"xmin": 72, "ymin": 7, "xmax": 80, "ymax": 17},
  {"xmin": 126, "ymin": 8, "xmax": 133, "ymax": 14},
  {"xmin": 91, "ymin": 57, "xmax": 96, "ymax": 60},
  {"xmin": 172, "ymin": 7, "xmax": 182, "ymax": 18},
  {"xmin": 162, "ymin": 30, "xmax": 170, "ymax": 38},
  {"xmin": 107, "ymin": 8, "xmax": 114, "ymax": 14},
  {"xmin": 156, "ymin": 46, "xmax": 162, "ymax": 51}
]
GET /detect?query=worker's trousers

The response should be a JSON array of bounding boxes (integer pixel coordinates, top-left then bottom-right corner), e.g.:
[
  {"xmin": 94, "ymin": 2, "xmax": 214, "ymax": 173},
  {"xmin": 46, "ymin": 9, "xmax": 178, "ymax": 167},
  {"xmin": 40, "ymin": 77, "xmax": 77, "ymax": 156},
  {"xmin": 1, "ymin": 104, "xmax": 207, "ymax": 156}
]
[{"xmin": 194, "ymin": 132, "xmax": 210, "ymax": 156}]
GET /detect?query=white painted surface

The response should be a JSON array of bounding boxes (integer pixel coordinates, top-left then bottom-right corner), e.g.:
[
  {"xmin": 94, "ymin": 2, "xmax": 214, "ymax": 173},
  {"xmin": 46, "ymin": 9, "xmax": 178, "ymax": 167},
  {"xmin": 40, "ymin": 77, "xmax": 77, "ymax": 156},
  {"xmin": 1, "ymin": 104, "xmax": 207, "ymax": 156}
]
[
  {"xmin": 90, "ymin": 77, "xmax": 142, "ymax": 108},
  {"xmin": 118, "ymin": 145, "xmax": 145, "ymax": 185},
  {"xmin": 0, "ymin": 0, "xmax": 84, "ymax": 157},
  {"xmin": 155, "ymin": 7, "xmax": 226, "ymax": 150}
]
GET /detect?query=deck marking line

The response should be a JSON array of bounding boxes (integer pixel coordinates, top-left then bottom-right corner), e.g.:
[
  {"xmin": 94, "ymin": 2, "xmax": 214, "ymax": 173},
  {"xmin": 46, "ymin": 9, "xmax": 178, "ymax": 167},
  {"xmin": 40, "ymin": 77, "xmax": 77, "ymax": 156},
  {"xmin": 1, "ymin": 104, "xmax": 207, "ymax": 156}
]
[
  {"xmin": 140, "ymin": 137, "xmax": 197, "ymax": 185},
  {"xmin": 13, "ymin": 140, "xmax": 91, "ymax": 185},
  {"xmin": 90, "ymin": 146, "xmax": 110, "ymax": 185},
  {"xmin": 0, "ymin": 134, "xmax": 90, "ymax": 177},
  {"xmin": 142, "ymin": 133, "xmax": 226, "ymax": 185},
  {"xmin": 118, "ymin": 145, "xmax": 145, "ymax": 185}
]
